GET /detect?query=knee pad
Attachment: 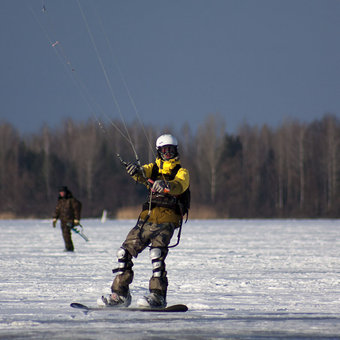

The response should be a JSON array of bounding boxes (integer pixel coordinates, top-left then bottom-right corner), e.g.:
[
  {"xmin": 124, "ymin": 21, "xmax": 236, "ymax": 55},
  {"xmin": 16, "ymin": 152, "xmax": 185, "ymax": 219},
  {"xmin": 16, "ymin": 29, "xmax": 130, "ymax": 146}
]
[
  {"xmin": 113, "ymin": 247, "xmax": 133, "ymax": 275},
  {"xmin": 150, "ymin": 247, "xmax": 165, "ymax": 278},
  {"xmin": 117, "ymin": 247, "xmax": 127, "ymax": 259}
]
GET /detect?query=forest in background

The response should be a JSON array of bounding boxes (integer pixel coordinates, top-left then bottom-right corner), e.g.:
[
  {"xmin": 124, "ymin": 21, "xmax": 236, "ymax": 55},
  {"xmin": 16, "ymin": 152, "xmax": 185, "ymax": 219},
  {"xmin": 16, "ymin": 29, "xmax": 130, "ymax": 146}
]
[{"xmin": 0, "ymin": 113, "xmax": 339, "ymax": 219}]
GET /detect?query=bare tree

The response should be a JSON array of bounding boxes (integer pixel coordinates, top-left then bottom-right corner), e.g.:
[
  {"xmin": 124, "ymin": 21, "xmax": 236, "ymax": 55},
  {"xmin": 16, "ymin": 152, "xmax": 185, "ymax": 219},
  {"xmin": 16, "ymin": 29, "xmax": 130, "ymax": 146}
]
[
  {"xmin": 238, "ymin": 123, "xmax": 262, "ymax": 215},
  {"xmin": 42, "ymin": 125, "xmax": 52, "ymax": 199},
  {"xmin": 196, "ymin": 113, "xmax": 225, "ymax": 203},
  {"xmin": 294, "ymin": 123, "xmax": 308, "ymax": 211},
  {"xmin": 323, "ymin": 114, "xmax": 339, "ymax": 213},
  {"xmin": 0, "ymin": 123, "xmax": 20, "ymax": 213},
  {"xmin": 74, "ymin": 120, "xmax": 103, "ymax": 202}
]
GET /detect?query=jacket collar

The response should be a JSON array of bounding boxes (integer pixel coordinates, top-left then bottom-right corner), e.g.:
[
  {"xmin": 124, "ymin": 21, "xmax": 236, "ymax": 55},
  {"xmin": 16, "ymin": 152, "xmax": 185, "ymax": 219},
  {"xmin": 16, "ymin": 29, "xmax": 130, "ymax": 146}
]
[{"xmin": 155, "ymin": 157, "xmax": 181, "ymax": 175}]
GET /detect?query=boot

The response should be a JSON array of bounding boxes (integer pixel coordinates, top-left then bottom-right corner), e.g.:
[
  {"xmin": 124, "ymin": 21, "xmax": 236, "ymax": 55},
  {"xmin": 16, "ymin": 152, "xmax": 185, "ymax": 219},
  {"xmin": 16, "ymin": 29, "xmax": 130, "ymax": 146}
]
[
  {"xmin": 137, "ymin": 292, "xmax": 166, "ymax": 308},
  {"xmin": 97, "ymin": 291, "xmax": 131, "ymax": 307}
]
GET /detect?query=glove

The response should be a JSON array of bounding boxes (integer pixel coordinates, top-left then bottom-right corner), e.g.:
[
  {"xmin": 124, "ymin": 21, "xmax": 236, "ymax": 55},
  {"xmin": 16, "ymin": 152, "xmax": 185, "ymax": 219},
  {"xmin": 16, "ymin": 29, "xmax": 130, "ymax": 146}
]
[
  {"xmin": 74, "ymin": 219, "xmax": 80, "ymax": 226},
  {"xmin": 126, "ymin": 162, "xmax": 140, "ymax": 176},
  {"xmin": 52, "ymin": 219, "xmax": 57, "ymax": 228},
  {"xmin": 152, "ymin": 180, "xmax": 169, "ymax": 193}
]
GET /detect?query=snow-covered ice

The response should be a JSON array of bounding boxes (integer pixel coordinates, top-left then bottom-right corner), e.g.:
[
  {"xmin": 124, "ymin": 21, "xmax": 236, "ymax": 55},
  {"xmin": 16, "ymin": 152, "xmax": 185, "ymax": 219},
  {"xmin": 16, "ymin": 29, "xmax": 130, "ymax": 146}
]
[{"xmin": 1, "ymin": 219, "xmax": 340, "ymax": 339}]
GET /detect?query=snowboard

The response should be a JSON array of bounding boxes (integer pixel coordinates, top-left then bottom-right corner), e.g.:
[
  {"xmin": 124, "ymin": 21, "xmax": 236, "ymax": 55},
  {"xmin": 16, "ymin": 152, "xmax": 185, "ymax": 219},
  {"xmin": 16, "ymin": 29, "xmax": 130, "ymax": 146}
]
[{"xmin": 70, "ymin": 302, "xmax": 188, "ymax": 313}]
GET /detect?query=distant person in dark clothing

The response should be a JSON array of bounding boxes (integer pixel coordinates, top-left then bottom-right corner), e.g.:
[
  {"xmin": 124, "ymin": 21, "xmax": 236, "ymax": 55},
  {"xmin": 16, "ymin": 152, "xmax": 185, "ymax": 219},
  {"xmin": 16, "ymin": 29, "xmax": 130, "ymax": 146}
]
[{"xmin": 52, "ymin": 186, "xmax": 82, "ymax": 251}]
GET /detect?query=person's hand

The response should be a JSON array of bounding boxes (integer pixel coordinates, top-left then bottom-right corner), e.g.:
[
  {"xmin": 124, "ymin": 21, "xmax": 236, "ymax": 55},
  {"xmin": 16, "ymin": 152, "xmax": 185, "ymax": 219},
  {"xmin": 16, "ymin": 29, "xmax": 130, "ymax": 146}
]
[
  {"xmin": 126, "ymin": 162, "xmax": 140, "ymax": 176},
  {"xmin": 74, "ymin": 219, "xmax": 80, "ymax": 226},
  {"xmin": 152, "ymin": 180, "xmax": 169, "ymax": 193},
  {"xmin": 52, "ymin": 219, "xmax": 57, "ymax": 228}
]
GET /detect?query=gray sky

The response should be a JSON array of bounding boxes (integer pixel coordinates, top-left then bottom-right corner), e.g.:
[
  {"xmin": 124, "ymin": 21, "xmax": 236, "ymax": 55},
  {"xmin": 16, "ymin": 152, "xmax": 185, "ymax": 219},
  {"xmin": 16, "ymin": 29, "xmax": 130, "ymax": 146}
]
[{"xmin": 1, "ymin": 0, "xmax": 340, "ymax": 135}]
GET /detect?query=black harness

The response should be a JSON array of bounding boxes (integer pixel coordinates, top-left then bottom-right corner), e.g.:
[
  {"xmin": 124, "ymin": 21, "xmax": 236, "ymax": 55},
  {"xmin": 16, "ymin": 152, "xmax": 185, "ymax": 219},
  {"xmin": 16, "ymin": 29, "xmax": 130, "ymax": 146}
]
[
  {"xmin": 138, "ymin": 162, "xmax": 190, "ymax": 248},
  {"xmin": 142, "ymin": 163, "xmax": 190, "ymax": 220}
]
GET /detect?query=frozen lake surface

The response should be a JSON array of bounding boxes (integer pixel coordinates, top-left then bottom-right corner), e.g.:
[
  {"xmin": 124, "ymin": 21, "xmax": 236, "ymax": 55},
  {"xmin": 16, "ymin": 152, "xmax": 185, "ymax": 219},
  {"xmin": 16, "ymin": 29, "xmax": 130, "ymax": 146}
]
[{"xmin": 1, "ymin": 219, "xmax": 340, "ymax": 339}]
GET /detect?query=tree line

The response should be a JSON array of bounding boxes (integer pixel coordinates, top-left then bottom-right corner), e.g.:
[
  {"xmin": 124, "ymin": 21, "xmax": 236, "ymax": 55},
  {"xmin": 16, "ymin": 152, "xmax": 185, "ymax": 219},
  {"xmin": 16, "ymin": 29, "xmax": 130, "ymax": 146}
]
[{"xmin": 0, "ymin": 113, "xmax": 339, "ymax": 219}]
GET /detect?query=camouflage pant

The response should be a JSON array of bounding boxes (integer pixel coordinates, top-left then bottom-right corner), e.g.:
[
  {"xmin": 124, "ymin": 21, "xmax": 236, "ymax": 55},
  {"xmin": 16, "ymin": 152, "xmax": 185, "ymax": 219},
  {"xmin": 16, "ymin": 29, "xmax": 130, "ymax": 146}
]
[
  {"xmin": 111, "ymin": 220, "xmax": 176, "ymax": 298},
  {"xmin": 61, "ymin": 222, "xmax": 74, "ymax": 251}
]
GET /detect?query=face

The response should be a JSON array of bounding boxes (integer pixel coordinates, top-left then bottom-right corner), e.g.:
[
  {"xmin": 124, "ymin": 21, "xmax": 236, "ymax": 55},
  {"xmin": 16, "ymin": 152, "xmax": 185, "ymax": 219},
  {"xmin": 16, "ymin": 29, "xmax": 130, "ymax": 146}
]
[
  {"xmin": 59, "ymin": 191, "xmax": 66, "ymax": 197},
  {"xmin": 160, "ymin": 145, "xmax": 176, "ymax": 160}
]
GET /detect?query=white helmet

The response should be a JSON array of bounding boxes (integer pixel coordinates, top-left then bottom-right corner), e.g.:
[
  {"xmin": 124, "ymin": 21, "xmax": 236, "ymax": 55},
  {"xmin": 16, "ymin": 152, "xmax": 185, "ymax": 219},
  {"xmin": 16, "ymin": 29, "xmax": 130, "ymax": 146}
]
[
  {"xmin": 156, "ymin": 134, "xmax": 178, "ymax": 160},
  {"xmin": 156, "ymin": 134, "xmax": 178, "ymax": 148}
]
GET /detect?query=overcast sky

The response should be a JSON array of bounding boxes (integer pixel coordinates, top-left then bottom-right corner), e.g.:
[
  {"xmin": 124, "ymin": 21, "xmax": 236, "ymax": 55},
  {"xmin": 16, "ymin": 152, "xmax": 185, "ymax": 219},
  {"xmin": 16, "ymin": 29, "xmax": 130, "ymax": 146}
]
[{"xmin": 1, "ymin": 0, "xmax": 339, "ymax": 135}]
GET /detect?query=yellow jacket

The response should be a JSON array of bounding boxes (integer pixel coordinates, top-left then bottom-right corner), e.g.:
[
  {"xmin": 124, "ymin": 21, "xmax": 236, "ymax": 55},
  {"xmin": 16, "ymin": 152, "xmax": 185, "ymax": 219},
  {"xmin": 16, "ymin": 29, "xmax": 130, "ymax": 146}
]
[{"xmin": 133, "ymin": 158, "xmax": 190, "ymax": 226}]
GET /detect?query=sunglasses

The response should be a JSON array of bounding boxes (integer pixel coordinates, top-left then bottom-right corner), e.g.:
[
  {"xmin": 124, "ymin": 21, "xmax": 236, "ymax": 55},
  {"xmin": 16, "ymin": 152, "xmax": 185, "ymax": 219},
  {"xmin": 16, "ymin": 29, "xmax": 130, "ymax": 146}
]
[{"xmin": 160, "ymin": 145, "xmax": 176, "ymax": 158}]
